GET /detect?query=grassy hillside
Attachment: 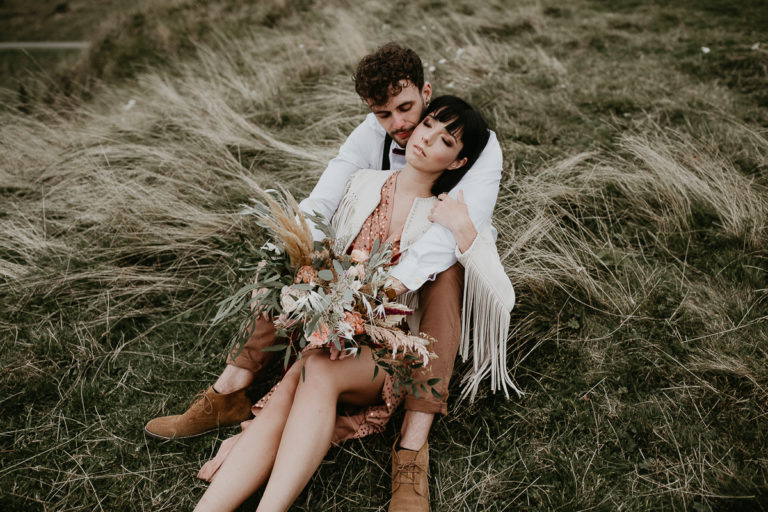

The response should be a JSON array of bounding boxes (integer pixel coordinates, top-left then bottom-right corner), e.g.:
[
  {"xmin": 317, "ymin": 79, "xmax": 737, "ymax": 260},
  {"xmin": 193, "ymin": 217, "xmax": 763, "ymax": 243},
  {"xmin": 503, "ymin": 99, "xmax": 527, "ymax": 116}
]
[{"xmin": 1, "ymin": 0, "xmax": 767, "ymax": 510}]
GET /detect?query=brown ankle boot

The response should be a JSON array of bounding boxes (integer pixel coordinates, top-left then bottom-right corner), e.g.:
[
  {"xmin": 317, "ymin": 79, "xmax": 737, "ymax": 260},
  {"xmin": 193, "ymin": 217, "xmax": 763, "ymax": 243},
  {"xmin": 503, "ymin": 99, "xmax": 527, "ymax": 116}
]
[
  {"xmin": 144, "ymin": 386, "xmax": 252, "ymax": 440},
  {"xmin": 389, "ymin": 439, "xmax": 430, "ymax": 512}
]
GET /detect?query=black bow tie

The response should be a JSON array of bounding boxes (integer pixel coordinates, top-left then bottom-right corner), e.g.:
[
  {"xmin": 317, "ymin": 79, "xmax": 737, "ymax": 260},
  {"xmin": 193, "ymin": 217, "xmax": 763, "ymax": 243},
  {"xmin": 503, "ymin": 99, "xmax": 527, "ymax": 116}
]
[{"xmin": 392, "ymin": 147, "xmax": 405, "ymax": 156}]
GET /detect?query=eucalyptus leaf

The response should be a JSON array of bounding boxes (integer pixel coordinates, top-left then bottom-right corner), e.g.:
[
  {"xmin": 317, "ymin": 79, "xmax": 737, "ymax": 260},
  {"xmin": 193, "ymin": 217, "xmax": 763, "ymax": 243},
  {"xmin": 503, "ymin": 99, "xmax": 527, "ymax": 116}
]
[
  {"xmin": 305, "ymin": 313, "xmax": 320, "ymax": 335},
  {"xmin": 261, "ymin": 344, "xmax": 289, "ymax": 352}
]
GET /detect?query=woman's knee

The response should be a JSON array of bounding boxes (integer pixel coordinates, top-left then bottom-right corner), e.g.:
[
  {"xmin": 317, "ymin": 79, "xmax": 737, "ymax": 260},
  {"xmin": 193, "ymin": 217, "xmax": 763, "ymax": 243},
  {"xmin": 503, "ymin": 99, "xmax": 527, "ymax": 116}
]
[
  {"xmin": 297, "ymin": 352, "xmax": 341, "ymax": 392},
  {"xmin": 263, "ymin": 362, "xmax": 303, "ymax": 410},
  {"xmin": 278, "ymin": 361, "xmax": 304, "ymax": 392}
]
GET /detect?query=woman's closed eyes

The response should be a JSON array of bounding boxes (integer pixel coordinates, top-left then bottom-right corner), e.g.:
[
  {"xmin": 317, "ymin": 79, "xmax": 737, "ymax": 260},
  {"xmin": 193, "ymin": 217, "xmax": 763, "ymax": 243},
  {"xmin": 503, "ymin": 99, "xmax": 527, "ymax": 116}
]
[{"xmin": 422, "ymin": 117, "xmax": 455, "ymax": 147}]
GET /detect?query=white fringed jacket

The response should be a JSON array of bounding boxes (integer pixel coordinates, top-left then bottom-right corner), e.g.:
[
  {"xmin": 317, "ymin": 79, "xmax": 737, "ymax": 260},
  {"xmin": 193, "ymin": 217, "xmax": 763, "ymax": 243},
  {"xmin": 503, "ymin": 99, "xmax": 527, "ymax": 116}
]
[{"xmin": 326, "ymin": 169, "xmax": 519, "ymax": 400}]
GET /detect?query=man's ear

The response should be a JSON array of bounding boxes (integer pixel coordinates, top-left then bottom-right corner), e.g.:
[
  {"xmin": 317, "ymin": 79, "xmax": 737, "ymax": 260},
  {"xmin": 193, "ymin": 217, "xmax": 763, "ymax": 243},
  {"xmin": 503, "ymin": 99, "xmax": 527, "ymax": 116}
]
[
  {"xmin": 422, "ymin": 82, "xmax": 432, "ymax": 104},
  {"xmin": 447, "ymin": 156, "xmax": 467, "ymax": 170}
]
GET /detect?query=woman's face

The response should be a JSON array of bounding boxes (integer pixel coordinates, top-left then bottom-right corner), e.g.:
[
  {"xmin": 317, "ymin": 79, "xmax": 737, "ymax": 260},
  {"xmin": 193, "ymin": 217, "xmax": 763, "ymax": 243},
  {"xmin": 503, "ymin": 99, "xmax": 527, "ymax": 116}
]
[{"xmin": 405, "ymin": 113, "xmax": 466, "ymax": 174}]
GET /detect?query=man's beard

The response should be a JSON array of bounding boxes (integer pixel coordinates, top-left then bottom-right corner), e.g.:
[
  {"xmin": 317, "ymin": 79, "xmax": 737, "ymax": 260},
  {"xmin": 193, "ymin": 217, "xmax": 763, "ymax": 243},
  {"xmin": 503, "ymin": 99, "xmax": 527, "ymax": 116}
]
[{"xmin": 391, "ymin": 127, "xmax": 413, "ymax": 146}]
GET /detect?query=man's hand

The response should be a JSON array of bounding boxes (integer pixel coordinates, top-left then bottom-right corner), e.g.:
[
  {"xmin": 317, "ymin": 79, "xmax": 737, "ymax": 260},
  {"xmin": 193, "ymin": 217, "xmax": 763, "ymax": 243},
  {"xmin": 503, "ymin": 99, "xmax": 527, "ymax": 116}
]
[
  {"xmin": 428, "ymin": 190, "xmax": 478, "ymax": 253},
  {"xmin": 250, "ymin": 285, "xmax": 270, "ymax": 320},
  {"xmin": 383, "ymin": 277, "xmax": 408, "ymax": 298}
]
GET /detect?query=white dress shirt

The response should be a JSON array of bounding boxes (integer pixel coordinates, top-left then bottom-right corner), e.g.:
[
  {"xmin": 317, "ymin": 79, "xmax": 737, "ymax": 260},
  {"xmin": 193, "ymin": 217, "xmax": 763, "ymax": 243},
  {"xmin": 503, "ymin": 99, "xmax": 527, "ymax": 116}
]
[{"xmin": 299, "ymin": 112, "xmax": 503, "ymax": 290}]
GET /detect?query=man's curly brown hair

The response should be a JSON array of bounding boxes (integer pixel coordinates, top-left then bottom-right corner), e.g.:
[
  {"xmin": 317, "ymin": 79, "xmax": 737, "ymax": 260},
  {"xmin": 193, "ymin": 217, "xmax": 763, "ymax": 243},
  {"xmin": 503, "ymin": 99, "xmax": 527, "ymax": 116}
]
[{"xmin": 354, "ymin": 42, "xmax": 425, "ymax": 106}]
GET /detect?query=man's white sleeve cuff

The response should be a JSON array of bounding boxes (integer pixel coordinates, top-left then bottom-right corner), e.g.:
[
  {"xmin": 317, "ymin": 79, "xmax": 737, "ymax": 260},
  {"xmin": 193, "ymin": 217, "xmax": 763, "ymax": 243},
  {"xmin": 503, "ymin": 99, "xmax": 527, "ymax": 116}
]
[{"xmin": 389, "ymin": 259, "xmax": 430, "ymax": 291}]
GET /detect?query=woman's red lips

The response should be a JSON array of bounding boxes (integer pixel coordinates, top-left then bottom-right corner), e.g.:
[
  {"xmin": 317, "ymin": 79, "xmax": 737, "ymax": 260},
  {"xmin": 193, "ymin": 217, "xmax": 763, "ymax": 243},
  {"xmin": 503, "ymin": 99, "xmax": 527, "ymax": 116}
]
[{"xmin": 413, "ymin": 144, "xmax": 426, "ymax": 157}]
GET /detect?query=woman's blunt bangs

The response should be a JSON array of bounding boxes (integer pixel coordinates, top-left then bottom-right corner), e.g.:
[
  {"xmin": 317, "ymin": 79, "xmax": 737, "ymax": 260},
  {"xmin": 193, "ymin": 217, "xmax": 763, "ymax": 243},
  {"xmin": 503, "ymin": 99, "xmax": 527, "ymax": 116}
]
[{"xmin": 426, "ymin": 96, "xmax": 490, "ymax": 196}]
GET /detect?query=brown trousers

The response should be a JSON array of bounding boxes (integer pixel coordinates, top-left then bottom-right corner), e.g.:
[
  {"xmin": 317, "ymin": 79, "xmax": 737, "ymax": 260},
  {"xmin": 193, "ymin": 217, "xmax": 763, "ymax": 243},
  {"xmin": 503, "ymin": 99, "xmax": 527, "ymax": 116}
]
[{"xmin": 227, "ymin": 264, "xmax": 464, "ymax": 415}]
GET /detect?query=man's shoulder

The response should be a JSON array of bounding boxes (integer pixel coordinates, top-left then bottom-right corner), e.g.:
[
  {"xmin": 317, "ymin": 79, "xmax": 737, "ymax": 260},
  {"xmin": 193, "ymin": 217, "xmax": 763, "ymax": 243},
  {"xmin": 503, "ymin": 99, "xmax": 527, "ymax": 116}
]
[
  {"xmin": 340, "ymin": 113, "xmax": 385, "ymax": 154},
  {"xmin": 485, "ymin": 129, "xmax": 502, "ymax": 155},
  {"xmin": 363, "ymin": 112, "xmax": 386, "ymax": 134},
  {"xmin": 350, "ymin": 112, "xmax": 386, "ymax": 139},
  {"xmin": 472, "ymin": 129, "xmax": 503, "ymax": 169}
]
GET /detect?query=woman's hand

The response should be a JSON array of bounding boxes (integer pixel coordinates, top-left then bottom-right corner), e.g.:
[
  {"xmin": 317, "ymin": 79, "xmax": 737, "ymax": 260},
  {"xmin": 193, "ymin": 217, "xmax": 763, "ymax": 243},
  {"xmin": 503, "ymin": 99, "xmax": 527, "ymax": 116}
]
[
  {"xmin": 428, "ymin": 190, "xmax": 478, "ymax": 254},
  {"xmin": 329, "ymin": 340, "xmax": 344, "ymax": 360},
  {"xmin": 329, "ymin": 341, "xmax": 358, "ymax": 360}
]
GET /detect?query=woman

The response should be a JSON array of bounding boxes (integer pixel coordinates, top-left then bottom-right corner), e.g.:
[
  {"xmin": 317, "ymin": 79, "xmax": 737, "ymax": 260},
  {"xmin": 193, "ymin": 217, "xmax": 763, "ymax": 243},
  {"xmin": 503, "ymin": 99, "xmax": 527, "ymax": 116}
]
[{"xmin": 194, "ymin": 96, "xmax": 509, "ymax": 512}]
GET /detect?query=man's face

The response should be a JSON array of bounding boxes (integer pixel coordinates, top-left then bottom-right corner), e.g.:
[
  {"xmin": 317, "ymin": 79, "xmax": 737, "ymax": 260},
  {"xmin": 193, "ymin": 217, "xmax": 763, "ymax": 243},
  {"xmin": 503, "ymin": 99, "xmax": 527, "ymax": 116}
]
[{"xmin": 367, "ymin": 80, "xmax": 432, "ymax": 147}]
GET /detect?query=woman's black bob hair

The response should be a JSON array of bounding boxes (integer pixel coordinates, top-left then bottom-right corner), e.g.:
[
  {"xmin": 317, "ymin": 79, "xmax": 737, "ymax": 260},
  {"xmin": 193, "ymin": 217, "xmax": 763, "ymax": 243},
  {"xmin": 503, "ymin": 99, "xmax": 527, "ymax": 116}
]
[{"xmin": 423, "ymin": 95, "xmax": 490, "ymax": 196}]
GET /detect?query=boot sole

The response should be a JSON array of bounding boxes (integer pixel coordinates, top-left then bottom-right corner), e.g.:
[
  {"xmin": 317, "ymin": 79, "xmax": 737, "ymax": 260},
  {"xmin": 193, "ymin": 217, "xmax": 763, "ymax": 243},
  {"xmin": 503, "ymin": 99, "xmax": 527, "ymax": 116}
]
[{"xmin": 143, "ymin": 425, "xmax": 220, "ymax": 440}]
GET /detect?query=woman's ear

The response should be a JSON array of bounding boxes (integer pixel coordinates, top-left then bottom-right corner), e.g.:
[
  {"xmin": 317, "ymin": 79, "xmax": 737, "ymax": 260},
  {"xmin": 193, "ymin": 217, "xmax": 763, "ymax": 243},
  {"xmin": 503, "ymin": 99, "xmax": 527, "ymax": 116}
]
[{"xmin": 447, "ymin": 157, "xmax": 468, "ymax": 170}]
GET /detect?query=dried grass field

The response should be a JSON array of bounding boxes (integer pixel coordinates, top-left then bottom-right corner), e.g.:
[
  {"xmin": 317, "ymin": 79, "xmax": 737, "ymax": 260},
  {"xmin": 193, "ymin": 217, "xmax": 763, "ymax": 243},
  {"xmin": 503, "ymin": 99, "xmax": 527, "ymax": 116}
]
[{"xmin": 1, "ymin": 0, "xmax": 767, "ymax": 510}]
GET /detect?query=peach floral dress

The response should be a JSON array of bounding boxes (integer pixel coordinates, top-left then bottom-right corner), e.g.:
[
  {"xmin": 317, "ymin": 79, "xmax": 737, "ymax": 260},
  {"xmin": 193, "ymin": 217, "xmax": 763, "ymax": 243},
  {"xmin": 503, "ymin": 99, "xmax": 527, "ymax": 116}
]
[{"xmin": 198, "ymin": 172, "xmax": 407, "ymax": 482}]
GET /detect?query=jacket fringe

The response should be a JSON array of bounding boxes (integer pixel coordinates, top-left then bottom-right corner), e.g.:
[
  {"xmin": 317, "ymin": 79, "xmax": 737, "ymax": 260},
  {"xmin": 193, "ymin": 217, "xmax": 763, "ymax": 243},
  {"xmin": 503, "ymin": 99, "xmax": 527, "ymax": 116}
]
[
  {"xmin": 331, "ymin": 178, "xmax": 362, "ymax": 253},
  {"xmin": 457, "ymin": 226, "xmax": 521, "ymax": 401}
]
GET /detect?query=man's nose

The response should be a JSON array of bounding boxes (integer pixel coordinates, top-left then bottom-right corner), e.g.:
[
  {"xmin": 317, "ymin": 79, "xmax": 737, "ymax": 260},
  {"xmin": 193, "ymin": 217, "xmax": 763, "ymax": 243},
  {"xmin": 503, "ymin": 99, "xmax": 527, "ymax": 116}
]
[{"xmin": 393, "ymin": 113, "xmax": 407, "ymax": 130}]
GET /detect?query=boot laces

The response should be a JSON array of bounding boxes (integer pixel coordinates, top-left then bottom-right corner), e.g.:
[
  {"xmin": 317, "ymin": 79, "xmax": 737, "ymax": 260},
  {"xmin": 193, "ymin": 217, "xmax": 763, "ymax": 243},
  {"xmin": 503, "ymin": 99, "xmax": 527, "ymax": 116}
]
[
  {"xmin": 395, "ymin": 459, "xmax": 426, "ymax": 484},
  {"xmin": 188, "ymin": 390, "xmax": 215, "ymax": 415}
]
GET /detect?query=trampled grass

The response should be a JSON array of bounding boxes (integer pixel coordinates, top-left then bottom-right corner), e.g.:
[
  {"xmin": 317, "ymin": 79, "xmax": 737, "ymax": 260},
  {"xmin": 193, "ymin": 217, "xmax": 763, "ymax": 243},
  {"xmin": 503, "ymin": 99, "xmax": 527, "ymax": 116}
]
[{"xmin": 1, "ymin": 0, "xmax": 767, "ymax": 510}]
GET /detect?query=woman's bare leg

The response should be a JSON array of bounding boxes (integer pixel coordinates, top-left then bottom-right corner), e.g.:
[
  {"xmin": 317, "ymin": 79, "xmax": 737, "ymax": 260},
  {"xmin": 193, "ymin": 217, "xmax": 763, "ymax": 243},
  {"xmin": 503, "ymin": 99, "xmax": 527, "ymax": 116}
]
[
  {"xmin": 256, "ymin": 348, "xmax": 385, "ymax": 512},
  {"xmin": 194, "ymin": 363, "xmax": 302, "ymax": 512}
]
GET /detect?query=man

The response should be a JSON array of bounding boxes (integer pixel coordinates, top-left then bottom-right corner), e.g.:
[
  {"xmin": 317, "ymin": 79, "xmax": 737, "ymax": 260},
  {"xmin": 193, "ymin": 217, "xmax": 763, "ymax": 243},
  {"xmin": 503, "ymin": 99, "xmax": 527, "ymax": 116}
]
[{"xmin": 145, "ymin": 42, "xmax": 502, "ymax": 511}]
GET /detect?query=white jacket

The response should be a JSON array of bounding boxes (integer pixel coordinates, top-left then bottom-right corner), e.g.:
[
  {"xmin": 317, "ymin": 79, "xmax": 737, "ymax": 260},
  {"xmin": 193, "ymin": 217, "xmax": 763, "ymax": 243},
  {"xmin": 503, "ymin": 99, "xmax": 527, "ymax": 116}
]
[
  {"xmin": 331, "ymin": 169, "xmax": 436, "ymax": 254},
  {"xmin": 300, "ymin": 113, "xmax": 503, "ymax": 291},
  {"xmin": 332, "ymin": 169, "xmax": 520, "ymax": 399}
]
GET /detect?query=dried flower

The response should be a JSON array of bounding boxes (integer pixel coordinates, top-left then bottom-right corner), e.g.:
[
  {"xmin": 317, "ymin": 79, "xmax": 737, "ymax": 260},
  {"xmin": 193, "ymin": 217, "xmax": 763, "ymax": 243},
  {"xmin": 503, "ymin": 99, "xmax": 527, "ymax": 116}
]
[
  {"xmin": 307, "ymin": 323, "xmax": 329, "ymax": 348},
  {"xmin": 364, "ymin": 325, "xmax": 435, "ymax": 367},
  {"xmin": 280, "ymin": 286, "xmax": 308, "ymax": 314},
  {"xmin": 346, "ymin": 263, "xmax": 365, "ymax": 281},
  {"xmin": 350, "ymin": 249, "xmax": 370, "ymax": 263},
  {"xmin": 344, "ymin": 311, "xmax": 366, "ymax": 335},
  {"xmin": 311, "ymin": 249, "xmax": 329, "ymax": 262},
  {"xmin": 294, "ymin": 265, "xmax": 318, "ymax": 284}
]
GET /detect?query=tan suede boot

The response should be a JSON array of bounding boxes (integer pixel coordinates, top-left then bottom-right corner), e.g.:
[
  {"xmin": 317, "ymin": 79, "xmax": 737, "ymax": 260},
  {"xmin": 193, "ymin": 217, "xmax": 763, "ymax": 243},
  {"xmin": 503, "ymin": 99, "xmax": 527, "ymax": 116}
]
[
  {"xmin": 144, "ymin": 386, "xmax": 251, "ymax": 440},
  {"xmin": 389, "ymin": 439, "xmax": 430, "ymax": 512}
]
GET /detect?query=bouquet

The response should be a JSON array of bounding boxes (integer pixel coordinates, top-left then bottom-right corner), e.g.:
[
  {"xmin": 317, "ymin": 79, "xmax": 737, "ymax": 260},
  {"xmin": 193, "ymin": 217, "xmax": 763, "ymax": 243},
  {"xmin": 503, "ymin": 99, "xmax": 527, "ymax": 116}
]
[{"xmin": 213, "ymin": 187, "xmax": 439, "ymax": 398}]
